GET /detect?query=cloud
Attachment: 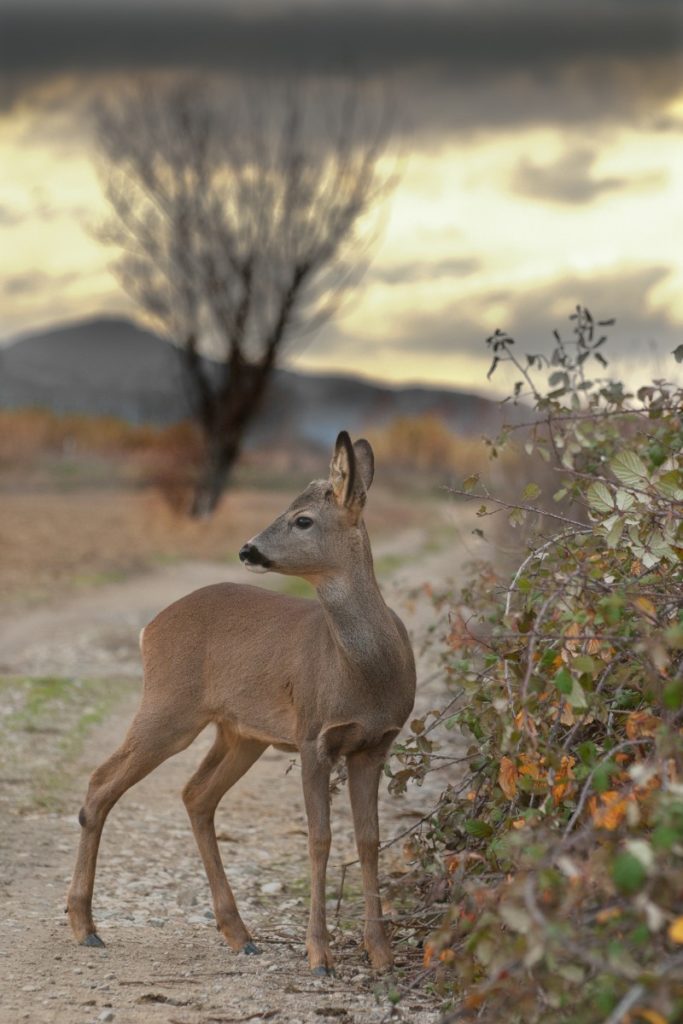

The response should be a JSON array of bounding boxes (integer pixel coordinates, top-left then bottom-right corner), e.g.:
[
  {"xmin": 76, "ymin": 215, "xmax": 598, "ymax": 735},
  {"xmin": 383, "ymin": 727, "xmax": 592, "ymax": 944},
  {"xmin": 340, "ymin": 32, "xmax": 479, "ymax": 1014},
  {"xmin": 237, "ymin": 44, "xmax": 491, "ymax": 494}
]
[
  {"xmin": 1, "ymin": 269, "xmax": 79, "ymax": 297},
  {"xmin": 510, "ymin": 148, "xmax": 663, "ymax": 205},
  {"xmin": 369, "ymin": 257, "xmax": 480, "ymax": 285},
  {"xmin": 2, "ymin": 1, "xmax": 681, "ymax": 134},
  {"xmin": 357, "ymin": 265, "xmax": 679, "ymax": 365},
  {"xmin": 0, "ymin": 204, "xmax": 25, "ymax": 227}
]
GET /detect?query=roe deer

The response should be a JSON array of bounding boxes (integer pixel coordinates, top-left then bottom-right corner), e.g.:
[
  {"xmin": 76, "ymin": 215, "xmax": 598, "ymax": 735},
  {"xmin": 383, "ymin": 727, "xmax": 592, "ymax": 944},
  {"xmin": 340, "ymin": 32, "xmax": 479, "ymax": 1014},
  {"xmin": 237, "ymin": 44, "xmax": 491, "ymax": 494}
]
[{"xmin": 66, "ymin": 432, "xmax": 416, "ymax": 974}]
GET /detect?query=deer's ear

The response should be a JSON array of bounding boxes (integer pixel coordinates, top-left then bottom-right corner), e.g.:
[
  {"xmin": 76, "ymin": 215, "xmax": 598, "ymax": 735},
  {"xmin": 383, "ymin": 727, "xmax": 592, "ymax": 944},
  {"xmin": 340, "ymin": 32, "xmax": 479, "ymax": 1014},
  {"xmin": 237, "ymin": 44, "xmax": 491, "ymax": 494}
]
[
  {"xmin": 330, "ymin": 431, "xmax": 356, "ymax": 507},
  {"xmin": 353, "ymin": 439, "xmax": 374, "ymax": 491}
]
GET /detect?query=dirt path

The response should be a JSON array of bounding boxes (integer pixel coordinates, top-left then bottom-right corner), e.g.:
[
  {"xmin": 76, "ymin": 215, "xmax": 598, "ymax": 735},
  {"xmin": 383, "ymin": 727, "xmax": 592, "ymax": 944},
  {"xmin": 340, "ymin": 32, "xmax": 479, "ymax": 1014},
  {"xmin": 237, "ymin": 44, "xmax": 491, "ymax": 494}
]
[{"xmin": 0, "ymin": 523, "xmax": 475, "ymax": 1024}]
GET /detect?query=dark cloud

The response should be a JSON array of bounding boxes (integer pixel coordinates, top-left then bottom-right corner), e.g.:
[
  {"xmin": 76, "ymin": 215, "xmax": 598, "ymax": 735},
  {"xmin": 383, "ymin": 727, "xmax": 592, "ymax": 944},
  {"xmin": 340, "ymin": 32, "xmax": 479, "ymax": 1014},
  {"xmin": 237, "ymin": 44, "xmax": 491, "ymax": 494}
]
[
  {"xmin": 316, "ymin": 265, "xmax": 679, "ymax": 374},
  {"xmin": 2, "ymin": 1, "xmax": 681, "ymax": 132},
  {"xmin": 511, "ymin": 148, "xmax": 665, "ymax": 205}
]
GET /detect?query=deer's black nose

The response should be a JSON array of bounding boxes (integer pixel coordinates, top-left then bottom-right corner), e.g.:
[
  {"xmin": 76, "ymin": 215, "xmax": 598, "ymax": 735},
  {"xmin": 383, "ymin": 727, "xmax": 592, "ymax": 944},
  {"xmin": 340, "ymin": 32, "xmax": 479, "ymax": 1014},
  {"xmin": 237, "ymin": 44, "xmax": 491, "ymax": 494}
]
[
  {"xmin": 239, "ymin": 543, "xmax": 255, "ymax": 563},
  {"xmin": 239, "ymin": 543, "xmax": 271, "ymax": 568}
]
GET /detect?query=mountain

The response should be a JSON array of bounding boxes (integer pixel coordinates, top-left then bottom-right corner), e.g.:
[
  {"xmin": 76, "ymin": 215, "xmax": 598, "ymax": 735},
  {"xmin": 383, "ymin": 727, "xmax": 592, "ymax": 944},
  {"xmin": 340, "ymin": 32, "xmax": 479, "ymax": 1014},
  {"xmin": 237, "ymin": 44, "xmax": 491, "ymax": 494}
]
[{"xmin": 0, "ymin": 316, "xmax": 512, "ymax": 448}]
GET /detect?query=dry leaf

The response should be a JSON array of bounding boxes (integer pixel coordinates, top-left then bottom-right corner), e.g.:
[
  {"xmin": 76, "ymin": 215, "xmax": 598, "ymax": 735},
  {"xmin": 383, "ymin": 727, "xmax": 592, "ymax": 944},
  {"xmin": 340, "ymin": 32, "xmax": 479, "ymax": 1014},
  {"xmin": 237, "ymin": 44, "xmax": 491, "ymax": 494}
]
[
  {"xmin": 634, "ymin": 1009, "xmax": 668, "ymax": 1024},
  {"xmin": 626, "ymin": 711, "xmax": 661, "ymax": 739},
  {"xmin": 634, "ymin": 596, "xmax": 657, "ymax": 619},
  {"xmin": 499, "ymin": 756, "xmax": 518, "ymax": 799},
  {"xmin": 668, "ymin": 916, "xmax": 683, "ymax": 943},
  {"xmin": 552, "ymin": 755, "xmax": 576, "ymax": 804},
  {"xmin": 589, "ymin": 790, "xmax": 632, "ymax": 830},
  {"xmin": 518, "ymin": 753, "xmax": 545, "ymax": 781},
  {"xmin": 514, "ymin": 710, "xmax": 538, "ymax": 736},
  {"xmin": 595, "ymin": 906, "xmax": 622, "ymax": 924}
]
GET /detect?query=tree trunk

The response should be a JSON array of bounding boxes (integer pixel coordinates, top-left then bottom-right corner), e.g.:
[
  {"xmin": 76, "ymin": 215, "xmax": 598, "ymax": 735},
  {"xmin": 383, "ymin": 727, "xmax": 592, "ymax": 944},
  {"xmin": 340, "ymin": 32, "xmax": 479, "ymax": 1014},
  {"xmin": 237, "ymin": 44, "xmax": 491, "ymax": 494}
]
[
  {"xmin": 188, "ymin": 361, "xmax": 273, "ymax": 518},
  {"xmin": 190, "ymin": 437, "xmax": 240, "ymax": 518}
]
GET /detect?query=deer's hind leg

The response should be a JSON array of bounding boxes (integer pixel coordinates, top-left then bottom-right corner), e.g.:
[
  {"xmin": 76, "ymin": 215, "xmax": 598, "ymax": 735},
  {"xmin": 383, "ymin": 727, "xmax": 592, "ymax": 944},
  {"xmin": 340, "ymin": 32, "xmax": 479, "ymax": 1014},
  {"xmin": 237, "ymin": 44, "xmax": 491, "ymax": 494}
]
[
  {"xmin": 182, "ymin": 725, "xmax": 267, "ymax": 954},
  {"xmin": 346, "ymin": 735, "xmax": 397, "ymax": 972},
  {"xmin": 67, "ymin": 698, "xmax": 206, "ymax": 946}
]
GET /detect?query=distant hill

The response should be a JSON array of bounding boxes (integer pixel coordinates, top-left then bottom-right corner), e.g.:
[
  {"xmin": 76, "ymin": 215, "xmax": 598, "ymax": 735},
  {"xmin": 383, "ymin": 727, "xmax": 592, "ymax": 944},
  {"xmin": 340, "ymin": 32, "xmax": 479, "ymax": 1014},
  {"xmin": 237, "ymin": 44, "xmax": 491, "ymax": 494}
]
[{"xmin": 0, "ymin": 316, "xmax": 514, "ymax": 449}]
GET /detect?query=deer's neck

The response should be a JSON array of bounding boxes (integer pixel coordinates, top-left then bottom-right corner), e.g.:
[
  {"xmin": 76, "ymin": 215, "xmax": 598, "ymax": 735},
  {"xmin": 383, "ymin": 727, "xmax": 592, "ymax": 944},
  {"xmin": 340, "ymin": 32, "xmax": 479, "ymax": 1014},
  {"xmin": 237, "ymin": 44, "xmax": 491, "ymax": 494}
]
[{"xmin": 315, "ymin": 531, "xmax": 401, "ymax": 678}]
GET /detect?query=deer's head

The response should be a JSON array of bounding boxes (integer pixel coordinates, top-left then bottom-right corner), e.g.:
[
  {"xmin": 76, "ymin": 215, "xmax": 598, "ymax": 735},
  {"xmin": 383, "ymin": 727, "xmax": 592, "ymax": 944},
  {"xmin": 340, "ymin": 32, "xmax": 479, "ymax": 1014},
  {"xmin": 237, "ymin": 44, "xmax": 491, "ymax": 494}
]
[{"xmin": 239, "ymin": 431, "xmax": 374, "ymax": 583}]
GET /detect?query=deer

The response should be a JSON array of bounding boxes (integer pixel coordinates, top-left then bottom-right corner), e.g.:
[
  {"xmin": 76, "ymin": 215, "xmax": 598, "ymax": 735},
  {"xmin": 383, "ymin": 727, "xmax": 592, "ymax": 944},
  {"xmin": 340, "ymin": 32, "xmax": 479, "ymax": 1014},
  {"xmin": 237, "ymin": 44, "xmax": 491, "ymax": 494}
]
[{"xmin": 66, "ymin": 432, "xmax": 416, "ymax": 975}]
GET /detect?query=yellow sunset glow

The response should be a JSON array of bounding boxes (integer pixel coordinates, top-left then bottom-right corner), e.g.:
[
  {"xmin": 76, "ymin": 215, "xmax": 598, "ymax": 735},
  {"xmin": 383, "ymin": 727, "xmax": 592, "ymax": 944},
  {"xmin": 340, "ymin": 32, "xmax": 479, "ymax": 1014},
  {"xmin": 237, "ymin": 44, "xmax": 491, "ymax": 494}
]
[{"xmin": 1, "ymin": 85, "xmax": 682, "ymax": 394}]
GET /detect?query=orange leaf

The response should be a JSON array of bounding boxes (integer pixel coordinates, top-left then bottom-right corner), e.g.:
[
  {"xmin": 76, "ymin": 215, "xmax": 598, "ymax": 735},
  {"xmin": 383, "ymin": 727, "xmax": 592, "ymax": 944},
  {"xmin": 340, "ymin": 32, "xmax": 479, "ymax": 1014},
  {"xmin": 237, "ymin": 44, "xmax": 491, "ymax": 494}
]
[
  {"xmin": 595, "ymin": 905, "xmax": 622, "ymax": 924},
  {"xmin": 552, "ymin": 757, "xmax": 576, "ymax": 804},
  {"xmin": 518, "ymin": 753, "xmax": 545, "ymax": 781},
  {"xmin": 514, "ymin": 709, "xmax": 538, "ymax": 736},
  {"xmin": 668, "ymin": 916, "xmax": 683, "ymax": 943},
  {"xmin": 423, "ymin": 942, "xmax": 436, "ymax": 967},
  {"xmin": 590, "ymin": 790, "xmax": 631, "ymax": 830},
  {"xmin": 626, "ymin": 711, "xmax": 661, "ymax": 739},
  {"xmin": 439, "ymin": 948, "xmax": 456, "ymax": 964},
  {"xmin": 560, "ymin": 701, "xmax": 576, "ymax": 726},
  {"xmin": 445, "ymin": 854, "xmax": 460, "ymax": 874},
  {"xmin": 511, "ymin": 818, "xmax": 526, "ymax": 830},
  {"xmin": 499, "ymin": 756, "xmax": 518, "ymax": 799},
  {"xmin": 564, "ymin": 620, "xmax": 581, "ymax": 653},
  {"xmin": 634, "ymin": 1010, "xmax": 668, "ymax": 1024}
]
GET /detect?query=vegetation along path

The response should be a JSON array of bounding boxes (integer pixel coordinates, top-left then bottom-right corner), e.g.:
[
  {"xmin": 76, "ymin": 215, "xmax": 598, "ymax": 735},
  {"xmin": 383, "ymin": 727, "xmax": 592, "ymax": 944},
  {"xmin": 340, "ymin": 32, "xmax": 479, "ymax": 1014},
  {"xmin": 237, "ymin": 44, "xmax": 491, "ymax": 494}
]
[{"xmin": 0, "ymin": 518, "xmax": 476, "ymax": 1024}]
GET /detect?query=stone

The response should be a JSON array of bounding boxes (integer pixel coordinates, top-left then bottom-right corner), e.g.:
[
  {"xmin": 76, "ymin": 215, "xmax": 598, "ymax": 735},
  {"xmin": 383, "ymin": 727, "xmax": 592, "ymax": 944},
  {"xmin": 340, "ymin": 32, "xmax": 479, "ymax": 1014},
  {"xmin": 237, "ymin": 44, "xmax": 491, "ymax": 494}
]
[{"xmin": 260, "ymin": 881, "xmax": 283, "ymax": 895}]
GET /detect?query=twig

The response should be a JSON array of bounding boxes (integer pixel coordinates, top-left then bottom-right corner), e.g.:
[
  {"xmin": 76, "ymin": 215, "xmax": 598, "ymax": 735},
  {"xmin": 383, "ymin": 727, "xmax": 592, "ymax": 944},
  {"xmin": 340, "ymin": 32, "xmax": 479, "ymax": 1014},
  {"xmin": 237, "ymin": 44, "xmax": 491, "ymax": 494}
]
[
  {"xmin": 600, "ymin": 984, "xmax": 645, "ymax": 1024},
  {"xmin": 449, "ymin": 487, "xmax": 591, "ymax": 531}
]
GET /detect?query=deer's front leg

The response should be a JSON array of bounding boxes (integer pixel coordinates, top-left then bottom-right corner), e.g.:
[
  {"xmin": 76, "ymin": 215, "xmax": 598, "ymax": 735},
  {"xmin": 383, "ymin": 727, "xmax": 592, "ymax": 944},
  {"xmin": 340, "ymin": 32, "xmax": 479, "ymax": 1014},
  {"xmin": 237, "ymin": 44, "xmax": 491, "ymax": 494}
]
[
  {"xmin": 300, "ymin": 743, "xmax": 334, "ymax": 975},
  {"xmin": 347, "ymin": 748, "xmax": 393, "ymax": 971}
]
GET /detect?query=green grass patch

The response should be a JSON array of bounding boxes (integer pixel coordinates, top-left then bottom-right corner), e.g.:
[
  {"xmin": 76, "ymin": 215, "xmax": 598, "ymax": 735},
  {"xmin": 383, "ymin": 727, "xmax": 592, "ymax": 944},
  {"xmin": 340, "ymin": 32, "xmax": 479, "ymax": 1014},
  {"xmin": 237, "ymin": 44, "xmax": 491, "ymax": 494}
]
[{"xmin": 0, "ymin": 674, "xmax": 137, "ymax": 810}]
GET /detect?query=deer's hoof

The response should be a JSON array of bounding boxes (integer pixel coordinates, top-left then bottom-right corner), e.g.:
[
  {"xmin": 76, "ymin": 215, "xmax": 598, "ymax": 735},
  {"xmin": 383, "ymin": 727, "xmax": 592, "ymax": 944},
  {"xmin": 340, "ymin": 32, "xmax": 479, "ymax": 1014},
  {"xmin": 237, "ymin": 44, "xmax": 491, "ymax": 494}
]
[
  {"xmin": 81, "ymin": 933, "xmax": 105, "ymax": 948},
  {"xmin": 311, "ymin": 965, "xmax": 335, "ymax": 978},
  {"xmin": 241, "ymin": 941, "xmax": 261, "ymax": 955}
]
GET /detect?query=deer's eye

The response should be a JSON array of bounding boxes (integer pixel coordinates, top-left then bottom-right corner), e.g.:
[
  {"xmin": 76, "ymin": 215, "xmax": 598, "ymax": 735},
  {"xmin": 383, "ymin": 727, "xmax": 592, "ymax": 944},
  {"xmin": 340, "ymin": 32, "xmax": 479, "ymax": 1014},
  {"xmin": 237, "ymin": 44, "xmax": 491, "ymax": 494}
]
[{"xmin": 294, "ymin": 515, "xmax": 314, "ymax": 530}]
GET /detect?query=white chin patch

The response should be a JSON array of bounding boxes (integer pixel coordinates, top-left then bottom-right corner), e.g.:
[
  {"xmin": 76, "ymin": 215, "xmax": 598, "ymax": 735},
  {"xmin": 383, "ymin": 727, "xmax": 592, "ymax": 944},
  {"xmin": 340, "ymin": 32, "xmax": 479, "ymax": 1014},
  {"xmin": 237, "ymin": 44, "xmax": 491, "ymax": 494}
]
[{"xmin": 244, "ymin": 563, "xmax": 269, "ymax": 574}]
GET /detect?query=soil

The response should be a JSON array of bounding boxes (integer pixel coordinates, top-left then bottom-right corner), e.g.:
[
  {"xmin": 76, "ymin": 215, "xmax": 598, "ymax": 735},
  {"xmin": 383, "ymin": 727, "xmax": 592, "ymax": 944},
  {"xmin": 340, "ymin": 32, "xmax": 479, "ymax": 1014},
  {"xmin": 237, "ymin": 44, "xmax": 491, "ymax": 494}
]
[{"xmin": 0, "ymin": 518, "xmax": 477, "ymax": 1024}]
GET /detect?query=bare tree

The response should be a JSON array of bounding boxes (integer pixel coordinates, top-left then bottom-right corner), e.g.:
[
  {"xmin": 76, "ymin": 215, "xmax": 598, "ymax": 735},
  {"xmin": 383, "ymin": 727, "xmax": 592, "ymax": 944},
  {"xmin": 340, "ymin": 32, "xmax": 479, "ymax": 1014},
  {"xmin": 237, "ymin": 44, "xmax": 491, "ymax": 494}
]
[{"xmin": 94, "ymin": 78, "xmax": 391, "ymax": 516}]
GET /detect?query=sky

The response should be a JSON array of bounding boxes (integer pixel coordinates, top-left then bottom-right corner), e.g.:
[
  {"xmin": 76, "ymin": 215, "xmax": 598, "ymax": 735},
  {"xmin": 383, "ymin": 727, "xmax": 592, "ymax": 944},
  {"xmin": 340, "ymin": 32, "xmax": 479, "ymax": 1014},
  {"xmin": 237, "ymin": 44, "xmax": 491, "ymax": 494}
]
[{"xmin": 1, "ymin": 0, "xmax": 682, "ymax": 396}]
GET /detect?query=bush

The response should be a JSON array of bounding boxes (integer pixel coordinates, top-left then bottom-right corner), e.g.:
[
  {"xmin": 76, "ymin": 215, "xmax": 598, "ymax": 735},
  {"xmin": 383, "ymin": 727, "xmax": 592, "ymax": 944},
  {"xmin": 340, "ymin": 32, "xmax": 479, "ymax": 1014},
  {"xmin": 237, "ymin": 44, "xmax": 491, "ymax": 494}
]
[{"xmin": 389, "ymin": 310, "xmax": 683, "ymax": 1023}]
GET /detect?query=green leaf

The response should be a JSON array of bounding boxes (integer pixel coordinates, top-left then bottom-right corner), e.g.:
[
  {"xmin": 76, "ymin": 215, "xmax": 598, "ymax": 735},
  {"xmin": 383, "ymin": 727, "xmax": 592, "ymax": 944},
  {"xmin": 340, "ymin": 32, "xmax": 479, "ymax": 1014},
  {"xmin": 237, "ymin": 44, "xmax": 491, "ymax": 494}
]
[
  {"xmin": 553, "ymin": 487, "xmax": 568, "ymax": 502},
  {"xmin": 663, "ymin": 678, "xmax": 683, "ymax": 710},
  {"xmin": 465, "ymin": 819, "xmax": 494, "ymax": 838},
  {"xmin": 573, "ymin": 655, "xmax": 596, "ymax": 676},
  {"xmin": 612, "ymin": 851, "xmax": 646, "ymax": 895},
  {"xmin": 605, "ymin": 517, "xmax": 624, "ymax": 549},
  {"xmin": 522, "ymin": 482, "xmax": 541, "ymax": 501},
  {"xmin": 657, "ymin": 469, "xmax": 683, "ymax": 499},
  {"xmin": 508, "ymin": 507, "xmax": 527, "ymax": 528},
  {"xmin": 614, "ymin": 489, "xmax": 634, "ymax": 511},
  {"xmin": 593, "ymin": 761, "xmax": 616, "ymax": 793},
  {"xmin": 587, "ymin": 481, "xmax": 613, "ymax": 513},
  {"xmin": 462, "ymin": 473, "xmax": 480, "ymax": 493},
  {"xmin": 577, "ymin": 740, "xmax": 597, "ymax": 765},
  {"xmin": 567, "ymin": 678, "xmax": 588, "ymax": 709},
  {"xmin": 610, "ymin": 451, "xmax": 648, "ymax": 488},
  {"xmin": 673, "ymin": 343, "xmax": 683, "ymax": 363},
  {"xmin": 554, "ymin": 667, "xmax": 573, "ymax": 694}
]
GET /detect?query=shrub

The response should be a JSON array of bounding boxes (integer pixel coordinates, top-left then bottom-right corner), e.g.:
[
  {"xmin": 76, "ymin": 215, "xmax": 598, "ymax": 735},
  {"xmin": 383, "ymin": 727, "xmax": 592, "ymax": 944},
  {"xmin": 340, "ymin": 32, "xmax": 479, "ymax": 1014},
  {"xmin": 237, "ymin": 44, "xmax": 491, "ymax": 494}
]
[{"xmin": 389, "ymin": 310, "xmax": 683, "ymax": 1023}]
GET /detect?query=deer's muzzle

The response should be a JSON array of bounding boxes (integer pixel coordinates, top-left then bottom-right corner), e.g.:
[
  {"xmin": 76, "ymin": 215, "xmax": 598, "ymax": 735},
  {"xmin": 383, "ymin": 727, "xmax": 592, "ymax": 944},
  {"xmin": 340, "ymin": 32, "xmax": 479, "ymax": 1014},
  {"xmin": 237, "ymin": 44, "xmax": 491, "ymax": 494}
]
[{"xmin": 239, "ymin": 543, "xmax": 272, "ymax": 572}]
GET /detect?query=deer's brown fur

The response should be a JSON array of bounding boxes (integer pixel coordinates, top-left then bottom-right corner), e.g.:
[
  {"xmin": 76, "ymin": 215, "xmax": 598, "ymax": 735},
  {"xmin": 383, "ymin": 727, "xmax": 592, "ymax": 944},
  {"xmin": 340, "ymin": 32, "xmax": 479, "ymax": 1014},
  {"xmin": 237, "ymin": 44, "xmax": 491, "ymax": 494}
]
[{"xmin": 66, "ymin": 432, "xmax": 416, "ymax": 973}]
